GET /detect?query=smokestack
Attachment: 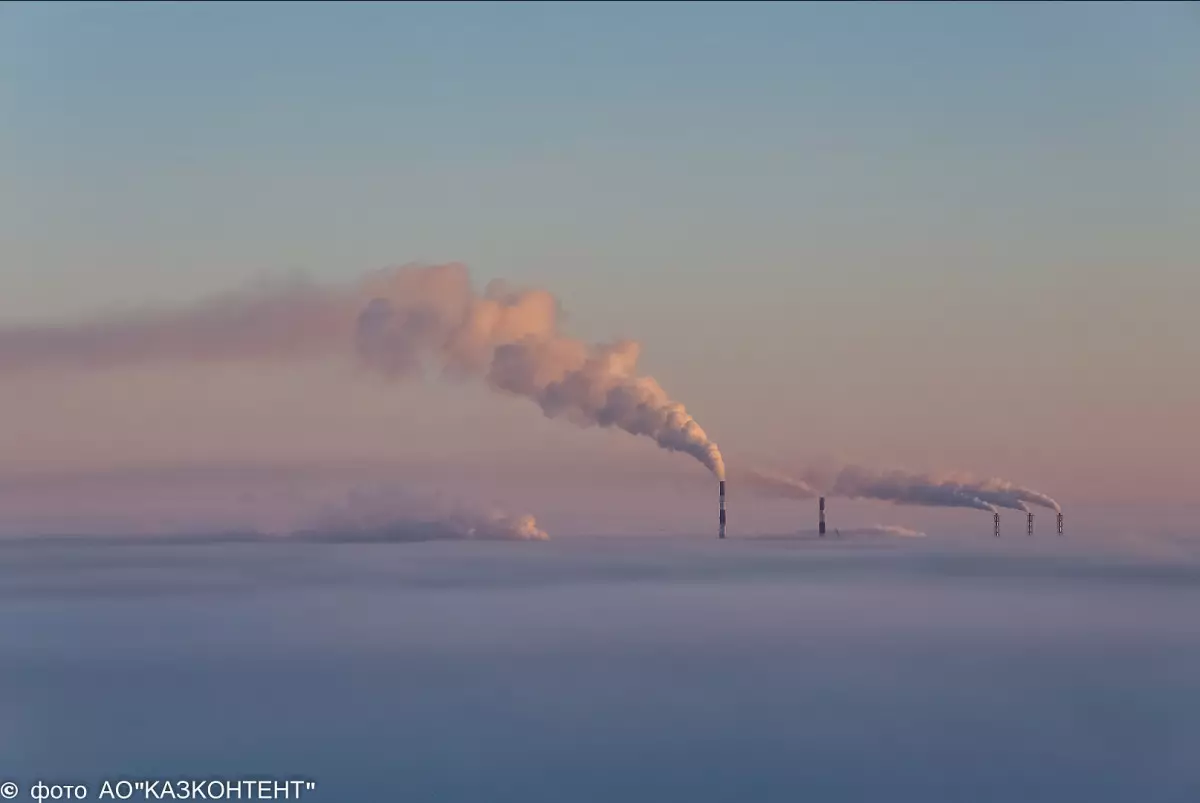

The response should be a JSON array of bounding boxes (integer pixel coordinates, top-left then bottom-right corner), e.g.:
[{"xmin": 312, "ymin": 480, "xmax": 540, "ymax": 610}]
[
  {"xmin": 1057, "ymin": 512, "xmax": 1064, "ymax": 536},
  {"xmin": 1027, "ymin": 511, "xmax": 1034, "ymax": 536},
  {"xmin": 719, "ymin": 481, "xmax": 726, "ymax": 539},
  {"xmin": 994, "ymin": 512, "xmax": 1000, "ymax": 538},
  {"xmin": 819, "ymin": 496, "xmax": 826, "ymax": 537}
]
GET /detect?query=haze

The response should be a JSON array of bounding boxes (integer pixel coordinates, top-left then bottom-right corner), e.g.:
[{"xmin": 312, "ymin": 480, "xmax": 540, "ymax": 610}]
[{"xmin": 2, "ymin": 3, "xmax": 1198, "ymax": 537}]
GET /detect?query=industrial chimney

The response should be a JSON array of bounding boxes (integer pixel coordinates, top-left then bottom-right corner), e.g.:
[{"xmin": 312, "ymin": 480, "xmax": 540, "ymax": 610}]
[
  {"xmin": 1057, "ymin": 512, "xmax": 1064, "ymax": 536},
  {"xmin": 819, "ymin": 496, "xmax": 826, "ymax": 537},
  {"xmin": 994, "ymin": 512, "xmax": 1001, "ymax": 538},
  {"xmin": 719, "ymin": 481, "xmax": 726, "ymax": 539},
  {"xmin": 1027, "ymin": 511, "xmax": 1034, "ymax": 537}
]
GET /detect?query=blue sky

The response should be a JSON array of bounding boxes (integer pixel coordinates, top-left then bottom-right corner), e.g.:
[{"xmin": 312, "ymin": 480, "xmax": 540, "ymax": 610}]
[
  {"xmin": 5, "ymin": 3, "xmax": 1195, "ymax": 308},
  {"xmin": 1, "ymin": 2, "xmax": 1198, "ymax": 519}
]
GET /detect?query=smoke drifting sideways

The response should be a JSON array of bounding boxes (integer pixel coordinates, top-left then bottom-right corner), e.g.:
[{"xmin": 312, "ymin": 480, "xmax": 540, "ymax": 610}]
[
  {"xmin": 736, "ymin": 463, "xmax": 1060, "ymax": 517},
  {"xmin": 0, "ymin": 263, "xmax": 724, "ymax": 480},
  {"xmin": 734, "ymin": 467, "xmax": 820, "ymax": 500},
  {"xmin": 966, "ymin": 478, "xmax": 1062, "ymax": 514},
  {"xmin": 830, "ymin": 466, "xmax": 1001, "ymax": 514},
  {"xmin": 857, "ymin": 525, "xmax": 926, "ymax": 538},
  {"xmin": 292, "ymin": 487, "xmax": 549, "ymax": 543},
  {"xmin": 793, "ymin": 525, "xmax": 927, "ymax": 539},
  {"xmin": 0, "ymin": 472, "xmax": 551, "ymax": 542}
]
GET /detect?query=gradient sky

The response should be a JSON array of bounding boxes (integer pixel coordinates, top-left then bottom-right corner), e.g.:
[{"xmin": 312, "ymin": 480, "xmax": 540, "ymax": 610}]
[{"xmin": 1, "ymin": 2, "xmax": 1198, "ymax": 532}]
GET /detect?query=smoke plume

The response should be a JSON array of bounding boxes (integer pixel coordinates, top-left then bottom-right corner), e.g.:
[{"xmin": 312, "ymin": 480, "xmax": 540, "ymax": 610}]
[
  {"xmin": 0, "ymin": 263, "xmax": 724, "ymax": 479},
  {"xmin": 795, "ymin": 524, "xmax": 927, "ymax": 539},
  {"xmin": 831, "ymin": 468, "xmax": 1061, "ymax": 515},
  {"xmin": 832, "ymin": 476, "xmax": 1048, "ymax": 515},
  {"xmin": 734, "ymin": 462, "xmax": 1059, "ymax": 518},
  {"xmin": 966, "ymin": 478, "xmax": 1062, "ymax": 514},
  {"xmin": 299, "ymin": 486, "xmax": 549, "ymax": 542},
  {"xmin": 859, "ymin": 524, "xmax": 926, "ymax": 538},
  {"xmin": 734, "ymin": 467, "xmax": 819, "ymax": 500},
  {"xmin": 830, "ymin": 465, "xmax": 1000, "ymax": 514},
  {"xmin": 0, "ymin": 468, "xmax": 551, "ymax": 542}
]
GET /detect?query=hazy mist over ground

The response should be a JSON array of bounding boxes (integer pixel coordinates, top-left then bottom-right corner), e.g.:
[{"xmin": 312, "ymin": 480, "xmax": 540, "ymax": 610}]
[{"xmin": 3, "ymin": 535, "xmax": 1199, "ymax": 803}]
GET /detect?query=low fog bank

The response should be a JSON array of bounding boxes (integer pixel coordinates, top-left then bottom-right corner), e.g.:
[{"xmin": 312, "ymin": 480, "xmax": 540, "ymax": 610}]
[
  {"xmin": 0, "ymin": 481, "xmax": 548, "ymax": 543},
  {"xmin": 3, "ymin": 535, "xmax": 1200, "ymax": 803},
  {"xmin": 3, "ymin": 531, "xmax": 1200, "ymax": 600}
]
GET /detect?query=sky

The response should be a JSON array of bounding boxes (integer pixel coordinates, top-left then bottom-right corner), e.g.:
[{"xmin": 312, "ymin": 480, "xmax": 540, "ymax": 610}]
[{"xmin": 1, "ymin": 2, "xmax": 1198, "ymax": 534}]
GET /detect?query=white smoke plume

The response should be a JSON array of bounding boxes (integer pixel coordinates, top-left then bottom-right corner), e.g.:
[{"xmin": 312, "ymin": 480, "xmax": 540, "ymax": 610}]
[
  {"xmin": 830, "ymin": 465, "xmax": 1000, "ymax": 514},
  {"xmin": 733, "ymin": 462, "xmax": 1059, "ymax": 518},
  {"xmin": 967, "ymin": 478, "xmax": 1062, "ymax": 514},
  {"xmin": 833, "ymin": 469, "xmax": 1061, "ymax": 515},
  {"xmin": 485, "ymin": 339, "xmax": 724, "ymax": 478},
  {"xmin": 0, "ymin": 263, "xmax": 724, "ymax": 479}
]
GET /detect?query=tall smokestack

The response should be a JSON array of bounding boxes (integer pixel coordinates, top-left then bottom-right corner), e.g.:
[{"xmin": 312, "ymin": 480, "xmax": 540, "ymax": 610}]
[
  {"xmin": 719, "ymin": 481, "xmax": 726, "ymax": 539},
  {"xmin": 819, "ymin": 496, "xmax": 826, "ymax": 537},
  {"xmin": 1057, "ymin": 512, "xmax": 1064, "ymax": 536},
  {"xmin": 1027, "ymin": 511, "xmax": 1034, "ymax": 536},
  {"xmin": 994, "ymin": 512, "xmax": 1001, "ymax": 538}
]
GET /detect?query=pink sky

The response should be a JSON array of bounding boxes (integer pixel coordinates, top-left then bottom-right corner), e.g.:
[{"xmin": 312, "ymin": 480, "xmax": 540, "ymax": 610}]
[{"xmin": 0, "ymin": 351, "xmax": 1194, "ymax": 540}]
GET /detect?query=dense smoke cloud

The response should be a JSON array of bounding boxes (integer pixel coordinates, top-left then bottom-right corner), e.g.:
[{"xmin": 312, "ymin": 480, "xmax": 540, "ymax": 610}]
[
  {"xmin": 0, "ymin": 263, "xmax": 724, "ymax": 479},
  {"xmin": 486, "ymin": 339, "xmax": 724, "ymax": 478}
]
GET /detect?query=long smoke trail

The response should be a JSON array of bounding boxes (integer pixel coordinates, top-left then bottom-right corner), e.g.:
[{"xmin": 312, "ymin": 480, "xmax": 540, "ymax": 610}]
[
  {"xmin": 831, "ymin": 466, "xmax": 1000, "ymax": 513},
  {"xmin": 0, "ymin": 263, "xmax": 724, "ymax": 479},
  {"xmin": 0, "ymin": 470, "xmax": 551, "ymax": 541},
  {"xmin": 968, "ymin": 478, "xmax": 1062, "ymax": 514},
  {"xmin": 794, "ymin": 525, "xmax": 927, "ymax": 539},
  {"xmin": 733, "ymin": 467, "xmax": 819, "ymax": 500},
  {"xmin": 292, "ymin": 510, "xmax": 549, "ymax": 542},
  {"xmin": 734, "ymin": 462, "xmax": 1059, "ymax": 517},
  {"xmin": 856, "ymin": 524, "xmax": 926, "ymax": 538}
]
